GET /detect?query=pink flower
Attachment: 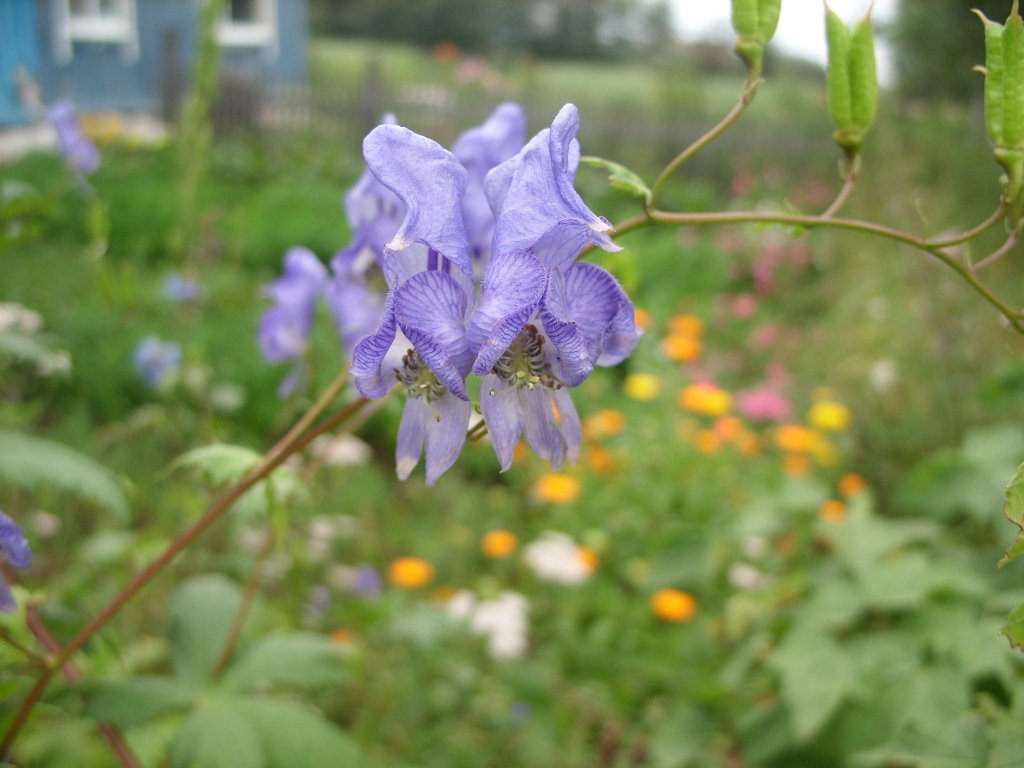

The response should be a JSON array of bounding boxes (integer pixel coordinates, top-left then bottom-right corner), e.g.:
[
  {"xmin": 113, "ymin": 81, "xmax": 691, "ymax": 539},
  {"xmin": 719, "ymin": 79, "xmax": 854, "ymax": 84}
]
[
  {"xmin": 750, "ymin": 323, "xmax": 778, "ymax": 349},
  {"xmin": 731, "ymin": 293, "xmax": 758, "ymax": 320},
  {"xmin": 736, "ymin": 388, "xmax": 791, "ymax": 422}
]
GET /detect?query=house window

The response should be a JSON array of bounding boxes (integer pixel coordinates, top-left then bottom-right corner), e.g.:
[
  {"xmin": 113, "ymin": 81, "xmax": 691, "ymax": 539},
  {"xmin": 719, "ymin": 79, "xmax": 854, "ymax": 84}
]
[
  {"xmin": 217, "ymin": 0, "xmax": 278, "ymax": 53},
  {"xmin": 53, "ymin": 0, "xmax": 139, "ymax": 64}
]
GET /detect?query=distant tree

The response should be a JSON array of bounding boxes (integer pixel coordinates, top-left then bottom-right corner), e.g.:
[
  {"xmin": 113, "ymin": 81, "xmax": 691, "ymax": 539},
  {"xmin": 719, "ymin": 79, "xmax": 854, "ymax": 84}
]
[{"xmin": 892, "ymin": 0, "xmax": 1010, "ymax": 101}]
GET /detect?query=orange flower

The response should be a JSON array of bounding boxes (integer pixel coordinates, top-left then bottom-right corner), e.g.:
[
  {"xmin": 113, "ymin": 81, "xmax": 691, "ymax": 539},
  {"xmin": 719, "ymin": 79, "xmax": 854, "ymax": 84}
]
[
  {"xmin": 634, "ymin": 307, "xmax": 652, "ymax": 330},
  {"xmin": 838, "ymin": 472, "xmax": 868, "ymax": 498},
  {"xmin": 713, "ymin": 415, "xmax": 745, "ymax": 442},
  {"xmin": 736, "ymin": 430, "xmax": 762, "ymax": 457},
  {"xmin": 585, "ymin": 444, "xmax": 616, "ymax": 474},
  {"xmin": 330, "ymin": 628, "xmax": 356, "ymax": 645},
  {"xmin": 577, "ymin": 546, "xmax": 600, "ymax": 573},
  {"xmin": 695, "ymin": 429, "xmax": 721, "ymax": 454},
  {"xmin": 534, "ymin": 474, "xmax": 581, "ymax": 504},
  {"xmin": 661, "ymin": 334, "xmax": 703, "ymax": 362},
  {"xmin": 584, "ymin": 409, "xmax": 626, "ymax": 438},
  {"xmin": 512, "ymin": 441, "xmax": 529, "ymax": 465},
  {"xmin": 774, "ymin": 425, "xmax": 815, "ymax": 453},
  {"xmin": 782, "ymin": 454, "xmax": 811, "ymax": 477},
  {"xmin": 388, "ymin": 557, "xmax": 435, "ymax": 588},
  {"xmin": 819, "ymin": 499, "xmax": 847, "ymax": 524},
  {"xmin": 679, "ymin": 383, "xmax": 732, "ymax": 417},
  {"xmin": 482, "ymin": 530, "xmax": 518, "ymax": 558},
  {"xmin": 625, "ymin": 373, "xmax": 660, "ymax": 400},
  {"xmin": 669, "ymin": 315, "xmax": 704, "ymax": 337},
  {"xmin": 651, "ymin": 589, "xmax": 698, "ymax": 622}
]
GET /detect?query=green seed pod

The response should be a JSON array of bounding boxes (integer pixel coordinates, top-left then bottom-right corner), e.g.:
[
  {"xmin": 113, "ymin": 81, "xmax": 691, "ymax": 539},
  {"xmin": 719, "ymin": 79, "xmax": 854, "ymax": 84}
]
[
  {"xmin": 849, "ymin": 16, "xmax": 878, "ymax": 135},
  {"xmin": 757, "ymin": 0, "xmax": 782, "ymax": 45},
  {"xmin": 975, "ymin": 9, "xmax": 1005, "ymax": 147},
  {"xmin": 1003, "ymin": 2, "xmax": 1024, "ymax": 150},
  {"xmin": 825, "ymin": 8, "xmax": 853, "ymax": 135},
  {"xmin": 731, "ymin": 0, "xmax": 758, "ymax": 38}
]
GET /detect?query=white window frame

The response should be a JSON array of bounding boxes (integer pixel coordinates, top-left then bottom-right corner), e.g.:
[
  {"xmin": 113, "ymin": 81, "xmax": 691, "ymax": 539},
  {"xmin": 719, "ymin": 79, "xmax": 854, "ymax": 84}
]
[
  {"xmin": 52, "ymin": 0, "xmax": 139, "ymax": 65},
  {"xmin": 216, "ymin": 0, "xmax": 279, "ymax": 58}
]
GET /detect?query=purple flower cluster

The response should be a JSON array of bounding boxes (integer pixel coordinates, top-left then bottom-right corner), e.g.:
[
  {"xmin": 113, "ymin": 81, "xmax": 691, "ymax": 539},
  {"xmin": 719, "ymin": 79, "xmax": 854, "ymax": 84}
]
[
  {"xmin": 48, "ymin": 101, "xmax": 100, "ymax": 177},
  {"xmin": 0, "ymin": 511, "xmax": 31, "ymax": 613},
  {"xmin": 344, "ymin": 103, "xmax": 641, "ymax": 485},
  {"xmin": 133, "ymin": 337, "xmax": 182, "ymax": 387}
]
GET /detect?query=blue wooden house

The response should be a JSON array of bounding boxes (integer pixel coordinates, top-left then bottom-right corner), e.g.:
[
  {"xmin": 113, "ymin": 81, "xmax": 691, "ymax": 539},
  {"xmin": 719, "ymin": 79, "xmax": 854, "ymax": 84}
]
[{"xmin": 0, "ymin": 0, "xmax": 307, "ymax": 125}]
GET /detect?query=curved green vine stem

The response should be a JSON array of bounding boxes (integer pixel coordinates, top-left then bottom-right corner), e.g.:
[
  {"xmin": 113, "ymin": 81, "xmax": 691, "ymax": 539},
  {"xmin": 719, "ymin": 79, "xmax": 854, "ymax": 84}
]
[
  {"xmin": 972, "ymin": 226, "xmax": 1021, "ymax": 271},
  {"xmin": 821, "ymin": 163, "xmax": 860, "ymax": 219},
  {"xmin": 0, "ymin": 369, "xmax": 368, "ymax": 757},
  {"xmin": 648, "ymin": 76, "xmax": 762, "ymax": 207},
  {"xmin": 926, "ymin": 202, "xmax": 1008, "ymax": 248}
]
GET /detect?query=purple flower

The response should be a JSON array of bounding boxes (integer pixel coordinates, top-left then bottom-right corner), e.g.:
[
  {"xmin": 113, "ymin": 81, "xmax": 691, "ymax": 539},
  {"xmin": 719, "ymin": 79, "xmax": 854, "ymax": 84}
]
[
  {"xmin": 258, "ymin": 247, "xmax": 329, "ymax": 364},
  {"xmin": 343, "ymin": 114, "xmax": 406, "ymax": 267},
  {"xmin": 351, "ymin": 124, "xmax": 476, "ymax": 485},
  {"xmin": 164, "ymin": 274, "xmax": 201, "ymax": 303},
  {"xmin": 48, "ymin": 101, "xmax": 100, "ymax": 177},
  {"xmin": 451, "ymin": 103, "xmax": 527, "ymax": 268},
  {"xmin": 0, "ymin": 510, "xmax": 32, "ymax": 613},
  {"xmin": 351, "ymin": 564, "xmax": 383, "ymax": 597},
  {"xmin": 468, "ymin": 104, "xmax": 642, "ymax": 471},
  {"xmin": 133, "ymin": 337, "xmax": 182, "ymax": 387}
]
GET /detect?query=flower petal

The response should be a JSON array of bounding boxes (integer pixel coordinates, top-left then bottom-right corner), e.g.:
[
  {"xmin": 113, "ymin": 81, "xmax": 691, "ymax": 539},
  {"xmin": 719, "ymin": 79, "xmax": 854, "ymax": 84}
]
[
  {"xmin": 549, "ymin": 388, "xmax": 582, "ymax": 465},
  {"xmin": 396, "ymin": 397, "xmax": 431, "ymax": 481},
  {"xmin": 351, "ymin": 292, "xmax": 401, "ymax": 399},
  {"xmin": 537, "ymin": 267, "xmax": 594, "ymax": 387},
  {"xmin": 394, "ymin": 270, "xmax": 472, "ymax": 400},
  {"xmin": 519, "ymin": 387, "xmax": 568, "ymax": 470},
  {"xmin": 469, "ymin": 250, "xmax": 547, "ymax": 375},
  {"xmin": 363, "ymin": 124, "xmax": 473, "ymax": 285},
  {"xmin": 564, "ymin": 261, "xmax": 641, "ymax": 367},
  {"xmin": 479, "ymin": 374, "xmax": 523, "ymax": 471},
  {"xmin": 327, "ymin": 238, "xmax": 386, "ymax": 352},
  {"xmin": 395, "ymin": 393, "xmax": 471, "ymax": 486}
]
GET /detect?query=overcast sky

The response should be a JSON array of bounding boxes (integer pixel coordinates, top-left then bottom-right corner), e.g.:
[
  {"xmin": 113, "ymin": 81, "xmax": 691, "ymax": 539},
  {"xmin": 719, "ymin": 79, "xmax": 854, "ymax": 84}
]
[{"xmin": 669, "ymin": 0, "xmax": 898, "ymax": 85}]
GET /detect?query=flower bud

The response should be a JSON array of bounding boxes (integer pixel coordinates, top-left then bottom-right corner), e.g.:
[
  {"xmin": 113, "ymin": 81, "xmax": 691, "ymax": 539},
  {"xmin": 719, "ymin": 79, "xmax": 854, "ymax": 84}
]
[
  {"xmin": 731, "ymin": 0, "xmax": 782, "ymax": 79},
  {"xmin": 825, "ymin": 6, "xmax": 878, "ymax": 160}
]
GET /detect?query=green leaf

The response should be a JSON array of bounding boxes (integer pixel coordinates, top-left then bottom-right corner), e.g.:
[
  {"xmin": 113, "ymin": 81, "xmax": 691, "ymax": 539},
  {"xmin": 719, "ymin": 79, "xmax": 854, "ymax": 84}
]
[
  {"xmin": 1000, "ymin": 602, "xmax": 1024, "ymax": 649},
  {"xmin": 170, "ymin": 698, "xmax": 265, "ymax": 768},
  {"xmin": 235, "ymin": 698, "xmax": 365, "ymax": 768},
  {"xmin": 0, "ymin": 430, "xmax": 130, "ymax": 522},
  {"xmin": 851, "ymin": 713, "xmax": 989, "ymax": 768},
  {"xmin": 825, "ymin": 7, "xmax": 853, "ymax": 134},
  {"xmin": 223, "ymin": 632, "xmax": 351, "ymax": 691},
  {"xmin": 170, "ymin": 575, "xmax": 246, "ymax": 683},
  {"xmin": 86, "ymin": 677, "xmax": 197, "ymax": 729},
  {"xmin": 769, "ymin": 628, "xmax": 853, "ymax": 741},
  {"xmin": 579, "ymin": 156, "xmax": 652, "ymax": 204},
  {"xmin": 975, "ymin": 10, "xmax": 1005, "ymax": 146},
  {"xmin": 988, "ymin": 715, "xmax": 1024, "ymax": 768},
  {"xmin": 172, "ymin": 444, "xmax": 262, "ymax": 486},
  {"xmin": 1002, "ymin": 4, "xmax": 1024, "ymax": 150},
  {"xmin": 648, "ymin": 705, "xmax": 710, "ymax": 768},
  {"xmin": 0, "ymin": 329, "xmax": 68, "ymax": 374},
  {"xmin": 999, "ymin": 459, "xmax": 1024, "ymax": 567},
  {"xmin": 849, "ymin": 14, "xmax": 878, "ymax": 135}
]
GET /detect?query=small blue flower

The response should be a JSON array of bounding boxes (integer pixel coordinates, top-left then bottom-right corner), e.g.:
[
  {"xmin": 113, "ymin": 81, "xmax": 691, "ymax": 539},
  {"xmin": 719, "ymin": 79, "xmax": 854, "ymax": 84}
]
[
  {"xmin": 133, "ymin": 337, "xmax": 182, "ymax": 387},
  {"xmin": 0, "ymin": 511, "xmax": 32, "ymax": 613},
  {"xmin": 451, "ymin": 102, "xmax": 527, "ymax": 268},
  {"xmin": 351, "ymin": 564, "xmax": 383, "ymax": 597},
  {"xmin": 258, "ymin": 247, "xmax": 329, "ymax": 364},
  {"xmin": 48, "ymin": 101, "xmax": 100, "ymax": 177},
  {"xmin": 469, "ymin": 104, "xmax": 642, "ymax": 471},
  {"xmin": 164, "ymin": 274, "xmax": 201, "ymax": 303},
  {"xmin": 351, "ymin": 123, "xmax": 476, "ymax": 486}
]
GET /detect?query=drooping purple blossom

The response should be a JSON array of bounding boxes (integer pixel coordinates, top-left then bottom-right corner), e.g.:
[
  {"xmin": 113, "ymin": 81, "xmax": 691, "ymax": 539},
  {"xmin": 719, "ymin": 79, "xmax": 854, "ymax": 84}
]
[
  {"xmin": 451, "ymin": 102, "xmax": 527, "ymax": 268},
  {"xmin": 133, "ymin": 337, "xmax": 182, "ymax": 387},
  {"xmin": 0, "ymin": 511, "xmax": 32, "ymax": 613},
  {"xmin": 49, "ymin": 100, "xmax": 100, "ymax": 177},
  {"xmin": 164, "ymin": 273, "xmax": 202, "ymax": 303},
  {"xmin": 258, "ymin": 247, "xmax": 329, "ymax": 365},
  {"xmin": 469, "ymin": 104, "xmax": 642, "ymax": 471},
  {"xmin": 350, "ymin": 124, "xmax": 476, "ymax": 486}
]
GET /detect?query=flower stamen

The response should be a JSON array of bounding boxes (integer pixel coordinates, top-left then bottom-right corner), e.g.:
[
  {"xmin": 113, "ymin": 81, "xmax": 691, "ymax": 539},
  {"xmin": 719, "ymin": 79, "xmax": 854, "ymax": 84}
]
[{"xmin": 489, "ymin": 325, "xmax": 562, "ymax": 395}]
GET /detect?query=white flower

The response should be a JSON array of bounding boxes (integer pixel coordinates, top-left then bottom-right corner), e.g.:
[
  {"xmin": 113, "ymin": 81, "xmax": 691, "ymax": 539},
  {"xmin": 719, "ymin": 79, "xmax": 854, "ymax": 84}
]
[
  {"xmin": 446, "ymin": 589, "xmax": 529, "ymax": 659},
  {"xmin": 869, "ymin": 359, "xmax": 897, "ymax": 393},
  {"xmin": 728, "ymin": 562, "xmax": 765, "ymax": 591},
  {"xmin": 523, "ymin": 531, "xmax": 593, "ymax": 585},
  {"xmin": 742, "ymin": 536, "xmax": 767, "ymax": 560},
  {"xmin": 0, "ymin": 303, "xmax": 43, "ymax": 333},
  {"xmin": 312, "ymin": 433, "xmax": 373, "ymax": 467}
]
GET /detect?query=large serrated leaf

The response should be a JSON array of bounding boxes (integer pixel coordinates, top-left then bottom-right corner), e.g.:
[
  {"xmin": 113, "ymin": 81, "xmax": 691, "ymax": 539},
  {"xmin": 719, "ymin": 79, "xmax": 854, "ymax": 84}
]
[
  {"xmin": 170, "ymin": 698, "xmax": 265, "ymax": 768},
  {"xmin": 86, "ymin": 677, "xmax": 197, "ymax": 729},
  {"xmin": 579, "ymin": 156, "xmax": 652, "ymax": 204},
  {"xmin": 223, "ymin": 632, "xmax": 351, "ymax": 691},
  {"xmin": 999, "ymin": 460, "xmax": 1024, "ymax": 567},
  {"xmin": 769, "ymin": 628, "xmax": 853, "ymax": 742},
  {"xmin": 171, "ymin": 444, "xmax": 262, "ymax": 486},
  {"xmin": 0, "ymin": 430, "xmax": 130, "ymax": 522},
  {"xmin": 170, "ymin": 575, "xmax": 246, "ymax": 683},
  {"xmin": 235, "ymin": 698, "xmax": 365, "ymax": 768},
  {"xmin": 850, "ymin": 712, "xmax": 989, "ymax": 768}
]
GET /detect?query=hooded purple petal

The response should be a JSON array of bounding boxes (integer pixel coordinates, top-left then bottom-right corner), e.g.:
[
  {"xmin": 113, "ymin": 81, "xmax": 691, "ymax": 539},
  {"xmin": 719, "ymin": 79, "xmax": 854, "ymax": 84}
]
[
  {"xmin": 396, "ymin": 393, "xmax": 471, "ymax": 485},
  {"xmin": 344, "ymin": 114, "xmax": 405, "ymax": 265},
  {"xmin": 486, "ymin": 104, "xmax": 619, "ymax": 271},
  {"xmin": 363, "ymin": 125, "xmax": 474, "ymax": 291},
  {"xmin": 469, "ymin": 250, "xmax": 547, "ymax": 375},
  {"xmin": 351, "ymin": 291, "xmax": 401, "ymax": 400},
  {"xmin": 327, "ymin": 238, "xmax": 386, "ymax": 352},
  {"xmin": 452, "ymin": 103, "xmax": 527, "ymax": 264},
  {"xmin": 394, "ymin": 270, "xmax": 473, "ymax": 400},
  {"xmin": 259, "ymin": 247, "xmax": 329, "ymax": 364},
  {"xmin": 536, "ymin": 267, "xmax": 594, "ymax": 387},
  {"xmin": 0, "ymin": 511, "xmax": 31, "ymax": 570}
]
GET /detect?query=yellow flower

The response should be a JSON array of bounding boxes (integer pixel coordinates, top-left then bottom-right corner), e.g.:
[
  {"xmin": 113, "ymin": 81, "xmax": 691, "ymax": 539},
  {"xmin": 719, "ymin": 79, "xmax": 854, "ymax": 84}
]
[
  {"xmin": 838, "ymin": 472, "xmax": 868, "ymax": 498},
  {"xmin": 679, "ymin": 383, "xmax": 732, "ymax": 417},
  {"xmin": 774, "ymin": 425, "xmax": 815, "ymax": 453},
  {"xmin": 808, "ymin": 401, "xmax": 851, "ymax": 432},
  {"xmin": 482, "ymin": 530, "xmax": 518, "ymax": 558},
  {"xmin": 576, "ymin": 546, "xmax": 600, "ymax": 573},
  {"xmin": 809, "ymin": 432, "xmax": 838, "ymax": 467},
  {"xmin": 651, "ymin": 589, "xmax": 698, "ymax": 622},
  {"xmin": 669, "ymin": 314, "xmax": 704, "ymax": 337},
  {"xmin": 661, "ymin": 334, "xmax": 703, "ymax": 362},
  {"xmin": 695, "ymin": 429, "xmax": 721, "ymax": 454},
  {"xmin": 583, "ymin": 409, "xmax": 626, "ymax": 438},
  {"xmin": 634, "ymin": 307, "xmax": 652, "ymax": 330},
  {"xmin": 819, "ymin": 499, "xmax": 847, "ymax": 524},
  {"xmin": 534, "ymin": 474, "xmax": 581, "ymax": 504},
  {"xmin": 388, "ymin": 557, "xmax": 435, "ymax": 588},
  {"xmin": 625, "ymin": 373, "xmax": 660, "ymax": 400}
]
